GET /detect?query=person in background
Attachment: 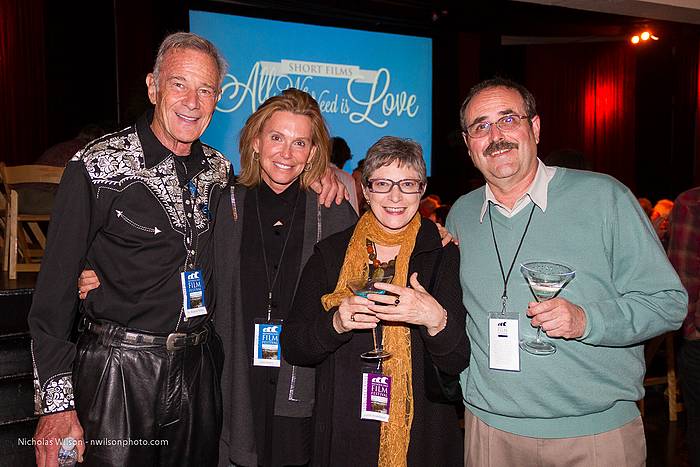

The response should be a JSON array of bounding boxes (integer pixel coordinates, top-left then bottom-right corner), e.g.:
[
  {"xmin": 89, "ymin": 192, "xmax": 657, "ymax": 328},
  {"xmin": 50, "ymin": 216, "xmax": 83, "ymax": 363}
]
[
  {"xmin": 447, "ymin": 77, "xmax": 687, "ymax": 467},
  {"xmin": 352, "ymin": 158, "xmax": 368, "ymax": 213},
  {"xmin": 283, "ymin": 136, "xmax": 469, "ymax": 467},
  {"xmin": 638, "ymin": 197, "xmax": 653, "ymax": 218},
  {"xmin": 433, "ymin": 204, "xmax": 451, "ymax": 227},
  {"xmin": 36, "ymin": 124, "xmax": 106, "ymax": 167},
  {"xmin": 16, "ymin": 124, "xmax": 106, "ymax": 215},
  {"xmin": 667, "ymin": 187, "xmax": 700, "ymax": 467},
  {"xmin": 214, "ymin": 89, "xmax": 357, "ymax": 467},
  {"xmin": 419, "ymin": 194, "xmax": 442, "ymax": 222},
  {"xmin": 330, "ymin": 136, "xmax": 352, "ymax": 170},
  {"xmin": 331, "ymin": 136, "xmax": 359, "ymax": 213},
  {"xmin": 419, "ymin": 194, "xmax": 453, "ymax": 243},
  {"xmin": 651, "ymin": 199, "xmax": 674, "ymax": 248}
]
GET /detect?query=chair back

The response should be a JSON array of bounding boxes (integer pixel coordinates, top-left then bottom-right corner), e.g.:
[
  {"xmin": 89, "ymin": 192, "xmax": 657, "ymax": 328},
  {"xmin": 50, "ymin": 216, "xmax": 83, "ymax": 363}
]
[
  {"xmin": 1, "ymin": 163, "xmax": 64, "ymax": 279},
  {"xmin": 0, "ymin": 163, "xmax": 64, "ymax": 190}
]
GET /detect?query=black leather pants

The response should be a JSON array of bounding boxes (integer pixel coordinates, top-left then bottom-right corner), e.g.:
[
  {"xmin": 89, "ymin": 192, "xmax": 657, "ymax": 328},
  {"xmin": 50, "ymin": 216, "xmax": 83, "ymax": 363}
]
[{"xmin": 72, "ymin": 323, "xmax": 223, "ymax": 466}]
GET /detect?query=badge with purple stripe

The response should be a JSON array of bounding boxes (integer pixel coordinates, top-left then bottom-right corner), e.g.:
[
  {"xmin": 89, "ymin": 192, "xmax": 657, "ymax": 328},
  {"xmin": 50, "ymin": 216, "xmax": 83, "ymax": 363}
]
[{"xmin": 361, "ymin": 372, "xmax": 391, "ymax": 422}]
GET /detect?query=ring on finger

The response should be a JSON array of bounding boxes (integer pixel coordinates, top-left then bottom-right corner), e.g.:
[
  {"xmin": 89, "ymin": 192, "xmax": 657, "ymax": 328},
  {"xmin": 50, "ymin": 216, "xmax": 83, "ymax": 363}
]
[
  {"xmin": 394, "ymin": 297, "xmax": 401, "ymax": 306},
  {"xmin": 350, "ymin": 313, "xmax": 356, "ymax": 322}
]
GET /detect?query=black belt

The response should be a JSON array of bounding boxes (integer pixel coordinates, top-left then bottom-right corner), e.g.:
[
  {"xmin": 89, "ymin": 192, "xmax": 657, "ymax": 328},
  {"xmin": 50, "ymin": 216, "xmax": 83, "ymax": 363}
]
[{"xmin": 81, "ymin": 319, "xmax": 210, "ymax": 352}]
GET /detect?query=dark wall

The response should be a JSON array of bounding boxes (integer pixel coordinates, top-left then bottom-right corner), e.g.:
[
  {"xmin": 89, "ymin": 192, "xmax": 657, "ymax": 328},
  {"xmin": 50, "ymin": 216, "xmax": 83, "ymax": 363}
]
[
  {"xmin": 1, "ymin": 0, "xmax": 48, "ymax": 165},
  {"xmin": 113, "ymin": 0, "xmax": 189, "ymax": 125},
  {"xmin": 25, "ymin": 1, "xmax": 700, "ymax": 202},
  {"xmin": 635, "ymin": 37, "xmax": 699, "ymax": 201},
  {"xmin": 41, "ymin": 0, "xmax": 188, "ymax": 147},
  {"xmin": 44, "ymin": 0, "xmax": 117, "ymax": 146},
  {"xmin": 428, "ymin": 32, "xmax": 485, "ymax": 205}
]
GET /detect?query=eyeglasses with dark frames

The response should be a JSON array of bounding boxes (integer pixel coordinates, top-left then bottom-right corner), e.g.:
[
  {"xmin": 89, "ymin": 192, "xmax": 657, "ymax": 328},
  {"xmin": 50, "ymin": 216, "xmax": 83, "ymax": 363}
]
[
  {"xmin": 366, "ymin": 178, "xmax": 425, "ymax": 194},
  {"xmin": 465, "ymin": 114, "xmax": 530, "ymax": 138}
]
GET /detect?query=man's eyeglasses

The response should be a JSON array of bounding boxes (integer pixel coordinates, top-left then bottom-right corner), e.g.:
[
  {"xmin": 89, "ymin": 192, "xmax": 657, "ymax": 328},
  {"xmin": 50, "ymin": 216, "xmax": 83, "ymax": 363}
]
[
  {"xmin": 465, "ymin": 114, "xmax": 530, "ymax": 138},
  {"xmin": 366, "ymin": 178, "xmax": 425, "ymax": 194}
]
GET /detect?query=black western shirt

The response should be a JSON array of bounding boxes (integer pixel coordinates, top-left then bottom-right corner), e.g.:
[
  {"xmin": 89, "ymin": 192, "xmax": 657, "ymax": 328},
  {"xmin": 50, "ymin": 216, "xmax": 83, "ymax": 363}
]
[{"xmin": 27, "ymin": 112, "xmax": 231, "ymax": 415}]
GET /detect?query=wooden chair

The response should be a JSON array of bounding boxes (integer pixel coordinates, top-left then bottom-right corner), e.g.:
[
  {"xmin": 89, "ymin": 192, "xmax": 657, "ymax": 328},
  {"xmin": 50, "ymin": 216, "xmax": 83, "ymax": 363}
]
[
  {"xmin": 0, "ymin": 188, "xmax": 6, "ymax": 250},
  {"xmin": 0, "ymin": 163, "xmax": 64, "ymax": 280},
  {"xmin": 640, "ymin": 331, "xmax": 683, "ymax": 421}
]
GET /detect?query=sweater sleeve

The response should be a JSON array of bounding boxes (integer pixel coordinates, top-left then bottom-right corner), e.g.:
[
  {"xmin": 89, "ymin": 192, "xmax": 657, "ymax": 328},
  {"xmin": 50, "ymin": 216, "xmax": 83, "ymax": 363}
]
[
  {"xmin": 282, "ymin": 247, "xmax": 352, "ymax": 366},
  {"xmin": 578, "ymin": 186, "xmax": 688, "ymax": 346},
  {"xmin": 27, "ymin": 161, "xmax": 98, "ymax": 415},
  {"xmin": 418, "ymin": 243, "xmax": 470, "ymax": 375}
]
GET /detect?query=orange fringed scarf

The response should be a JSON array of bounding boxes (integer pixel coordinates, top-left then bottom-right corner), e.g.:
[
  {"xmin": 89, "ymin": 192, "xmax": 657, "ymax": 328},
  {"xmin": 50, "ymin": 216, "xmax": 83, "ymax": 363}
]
[{"xmin": 322, "ymin": 211, "xmax": 422, "ymax": 467}]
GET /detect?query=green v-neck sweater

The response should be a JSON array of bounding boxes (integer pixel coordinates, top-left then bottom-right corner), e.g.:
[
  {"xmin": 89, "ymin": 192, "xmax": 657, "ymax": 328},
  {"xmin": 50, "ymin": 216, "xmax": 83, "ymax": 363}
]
[{"xmin": 447, "ymin": 167, "xmax": 687, "ymax": 438}]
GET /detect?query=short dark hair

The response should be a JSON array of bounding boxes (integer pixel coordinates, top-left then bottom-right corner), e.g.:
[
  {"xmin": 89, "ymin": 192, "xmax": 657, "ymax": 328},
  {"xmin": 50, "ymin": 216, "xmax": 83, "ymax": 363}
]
[
  {"xmin": 362, "ymin": 136, "xmax": 426, "ymax": 185},
  {"xmin": 331, "ymin": 137, "xmax": 352, "ymax": 167},
  {"xmin": 459, "ymin": 78, "xmax": 537, "ymax": 132}
]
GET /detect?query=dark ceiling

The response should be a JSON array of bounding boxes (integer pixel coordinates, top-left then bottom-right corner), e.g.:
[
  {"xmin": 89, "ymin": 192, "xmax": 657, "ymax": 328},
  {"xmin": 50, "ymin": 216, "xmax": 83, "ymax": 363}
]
[{"xmin": 199, "ymin": 0, "xmax": 700, "ymax": 40}]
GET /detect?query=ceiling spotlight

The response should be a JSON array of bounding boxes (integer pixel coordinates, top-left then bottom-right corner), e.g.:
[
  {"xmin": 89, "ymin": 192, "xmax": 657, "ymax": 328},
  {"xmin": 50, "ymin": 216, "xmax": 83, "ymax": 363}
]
[{"xmin": 630, "ymin": 30, "xmax": 659, "ymax": 45}]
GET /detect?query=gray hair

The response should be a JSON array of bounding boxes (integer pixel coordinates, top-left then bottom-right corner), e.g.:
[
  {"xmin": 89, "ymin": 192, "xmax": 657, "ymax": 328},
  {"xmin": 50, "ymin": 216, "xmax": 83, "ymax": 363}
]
[
  {"xmin": 153, "ymin": 32, "xmax": 228, "ymax": 89},
  {"xmin": 459, "ymin": 77, "xmax": 537, "ymax": 132},
  {"xmin": 362, "ymin": 136, "xmax": 427, "ymax": 185}
]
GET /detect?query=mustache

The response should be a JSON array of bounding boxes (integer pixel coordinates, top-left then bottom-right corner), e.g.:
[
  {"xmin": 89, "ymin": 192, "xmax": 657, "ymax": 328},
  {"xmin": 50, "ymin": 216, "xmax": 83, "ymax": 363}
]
[{"xmin": 484, "ymin": 140, "xmax": 518, "ymax": 157}]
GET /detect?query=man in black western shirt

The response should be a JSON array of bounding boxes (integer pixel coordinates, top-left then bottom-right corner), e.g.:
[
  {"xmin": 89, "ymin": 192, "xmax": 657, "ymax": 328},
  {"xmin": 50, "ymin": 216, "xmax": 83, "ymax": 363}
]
[{"xmin": 28, "ymin": 32, "xmax": 232, "ymax": 467}]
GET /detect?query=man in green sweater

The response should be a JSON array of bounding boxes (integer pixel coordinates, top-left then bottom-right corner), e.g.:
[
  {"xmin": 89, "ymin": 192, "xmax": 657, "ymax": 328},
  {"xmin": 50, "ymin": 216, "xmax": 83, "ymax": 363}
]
[{"xmin": 446, "ymin": 78, "xmax": 687, "ymax": 466}]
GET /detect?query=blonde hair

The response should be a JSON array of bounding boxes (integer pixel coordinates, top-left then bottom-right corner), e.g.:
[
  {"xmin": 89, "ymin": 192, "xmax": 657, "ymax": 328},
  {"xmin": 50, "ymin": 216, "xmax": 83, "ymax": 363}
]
[
  {"xmin": 652, "ymin": 199, "xmax": 674, "ymax": 219},
  {"xmin": 237, "ymin": 88, "xmax": 329, "ymax": 190}
]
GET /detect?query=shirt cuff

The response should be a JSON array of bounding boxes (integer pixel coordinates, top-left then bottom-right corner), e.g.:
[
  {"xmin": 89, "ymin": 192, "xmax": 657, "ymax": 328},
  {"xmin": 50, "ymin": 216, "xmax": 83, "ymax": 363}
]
[
  {"xmin": 577, "ymin": 306, "xmax": 592, "ymax": 341},
  {"xmin": 35, "ymin": 372, "xmax": 75, "ymax": 415}
]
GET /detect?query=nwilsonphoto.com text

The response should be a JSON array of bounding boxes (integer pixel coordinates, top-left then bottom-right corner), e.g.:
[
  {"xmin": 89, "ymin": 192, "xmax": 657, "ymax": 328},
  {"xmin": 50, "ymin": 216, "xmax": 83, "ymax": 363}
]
[{"xmin": 17, "ymin": 437, "xmax": 169, "ymax": 447}]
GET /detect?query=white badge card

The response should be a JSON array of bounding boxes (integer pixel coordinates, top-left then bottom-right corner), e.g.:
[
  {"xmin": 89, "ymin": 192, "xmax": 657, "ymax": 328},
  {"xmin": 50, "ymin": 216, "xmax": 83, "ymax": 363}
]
[
  {"xmin": 360, "ymin": 372, "xmax": 391, "ymax": 422},
  {"xmin": 253, "ymin": 320, "xmax": 282, "ymax": 367},
  {"xmin": 181, "ymin": 269, "xmax": 207, "ymax": 319},
  {"xmin": 488, "ymin": 312, "xmax": 520, "ymax": 372}
]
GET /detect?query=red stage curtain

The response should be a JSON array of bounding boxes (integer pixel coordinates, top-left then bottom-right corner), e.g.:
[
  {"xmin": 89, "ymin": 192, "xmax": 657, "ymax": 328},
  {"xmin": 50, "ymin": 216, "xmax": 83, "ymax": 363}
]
[
  {"xmin": 0, "ymin": 0, "xmax": 47, "ymax": 165},
  {"xmin": 525, "ymin": 42, "xmax": 636, "ymax": 190},
  {"xmin": 696, "ymin": 39, "xmax": 700, "ymax": 185}
]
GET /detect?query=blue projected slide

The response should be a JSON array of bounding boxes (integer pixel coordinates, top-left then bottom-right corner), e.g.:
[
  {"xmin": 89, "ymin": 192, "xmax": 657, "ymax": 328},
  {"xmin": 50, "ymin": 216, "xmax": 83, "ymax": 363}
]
[{"xmin": 189, "ymin": 10, "xmax": 432, "ymax": 174}]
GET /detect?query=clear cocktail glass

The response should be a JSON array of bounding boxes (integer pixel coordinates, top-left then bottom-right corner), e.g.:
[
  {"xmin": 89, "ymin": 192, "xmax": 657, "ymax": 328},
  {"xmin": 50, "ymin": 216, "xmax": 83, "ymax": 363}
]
[
  {"xmin": 347, "ymin": 275, "xmax": 394, "ymax": 360},
  {"xmin": 519, "ymin": 261, "xmax": 575, "ymax": 356}
]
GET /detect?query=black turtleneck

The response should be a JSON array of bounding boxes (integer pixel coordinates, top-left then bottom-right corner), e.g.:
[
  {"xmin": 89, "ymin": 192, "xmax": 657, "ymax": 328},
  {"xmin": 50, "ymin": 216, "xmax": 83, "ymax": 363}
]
[{"xmin": 240, "ymin": 179, "xmax": 310, "ymax": 466}]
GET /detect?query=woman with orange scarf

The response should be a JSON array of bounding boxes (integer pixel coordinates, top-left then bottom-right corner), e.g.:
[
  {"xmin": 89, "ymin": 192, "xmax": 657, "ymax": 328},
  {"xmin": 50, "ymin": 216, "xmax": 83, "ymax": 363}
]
[{"xmin": 283, "ymin": 136, "xmax": 469, "ymax": 467}]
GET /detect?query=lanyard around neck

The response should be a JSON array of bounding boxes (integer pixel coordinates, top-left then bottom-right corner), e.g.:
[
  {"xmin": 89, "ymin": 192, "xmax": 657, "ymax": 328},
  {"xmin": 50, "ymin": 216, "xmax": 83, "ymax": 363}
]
[
  {"xmin": 255, "ymin": 187, "xmax": 300, "ymax": 321},
  {"xmin": 488, "ymin": 201, "xmax": 536, "ymax": 314}
]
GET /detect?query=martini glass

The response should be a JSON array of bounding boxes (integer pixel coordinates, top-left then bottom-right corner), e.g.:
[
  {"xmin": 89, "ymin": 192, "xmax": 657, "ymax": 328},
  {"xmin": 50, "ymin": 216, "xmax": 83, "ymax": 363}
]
[
  {"xmin": 347, "ymin": 275, "xmax": 394, "ymax": 360},
  {"xmin": 519, "ymin": 261, "xmax": 575, "ymax": 356}
]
